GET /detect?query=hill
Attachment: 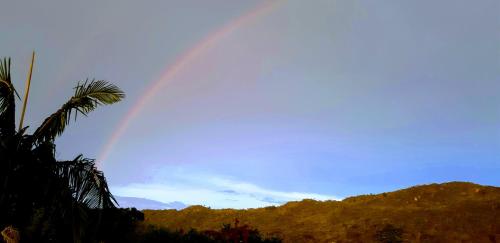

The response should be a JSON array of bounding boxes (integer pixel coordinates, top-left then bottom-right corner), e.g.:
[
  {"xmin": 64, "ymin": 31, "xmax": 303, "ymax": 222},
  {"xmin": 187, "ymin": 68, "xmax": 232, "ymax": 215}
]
[{"xmin": 142, "ymin": 182, "xmax": 500, "ymax": 242}]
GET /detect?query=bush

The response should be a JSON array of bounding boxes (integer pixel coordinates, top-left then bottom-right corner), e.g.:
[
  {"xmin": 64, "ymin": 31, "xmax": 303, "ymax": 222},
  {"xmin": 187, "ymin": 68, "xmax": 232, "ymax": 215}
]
[
  {"xmin": 374, "ymin": 224, "xmax": 404, "ymax": 243},
  {"xmin": 136, "ymin": 220, "xmax": 282, "ymax": 243}
]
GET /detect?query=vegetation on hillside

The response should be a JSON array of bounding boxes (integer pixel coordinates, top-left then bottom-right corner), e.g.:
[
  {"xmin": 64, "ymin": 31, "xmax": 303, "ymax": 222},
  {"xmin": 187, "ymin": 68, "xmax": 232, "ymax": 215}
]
[
  {"xmin": 144, "ymin": 182, "xmax": 500, "ymax": 243},
  {"xmin": 133, "ymin": 220, "xmax": 282, "ymax": 243}
]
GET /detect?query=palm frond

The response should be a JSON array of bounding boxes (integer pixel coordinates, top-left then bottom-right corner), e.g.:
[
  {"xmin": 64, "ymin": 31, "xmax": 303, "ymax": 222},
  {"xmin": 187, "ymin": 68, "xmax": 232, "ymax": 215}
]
[
  {"xmin": 0, "ymin": 57, "xmax": 11, "ymax": 84},
  {"xmin": 56, "ymin": 155, "xmax": 117, "ymax": 209},
  {"xmin": 33, "ymin": 79, "xmax": 124, "ymax": 142},
  {"xmin": 0, "ymin": 57, "xmax": 17, "ymax": 136},
  {"xmin": 0, "ymin": 57, "xmax": 12, "ymax": 116},
  {"xmin": 0, "ymin": 57, "xmax": 20, "ymax": 111}
]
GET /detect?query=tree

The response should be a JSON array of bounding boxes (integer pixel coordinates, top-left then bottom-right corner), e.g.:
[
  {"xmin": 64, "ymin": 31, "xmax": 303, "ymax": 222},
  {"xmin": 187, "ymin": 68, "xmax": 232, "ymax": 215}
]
[{"xmin": 0, "ymin": 56, "xmax": 124, "ymax": 242}]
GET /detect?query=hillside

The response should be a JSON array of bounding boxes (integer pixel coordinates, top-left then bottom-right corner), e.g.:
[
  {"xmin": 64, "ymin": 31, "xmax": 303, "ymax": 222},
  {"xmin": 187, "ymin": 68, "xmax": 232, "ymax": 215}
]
[{"xmin": 142, "ymin": 182, "xmax": 500, "ymax": 243}]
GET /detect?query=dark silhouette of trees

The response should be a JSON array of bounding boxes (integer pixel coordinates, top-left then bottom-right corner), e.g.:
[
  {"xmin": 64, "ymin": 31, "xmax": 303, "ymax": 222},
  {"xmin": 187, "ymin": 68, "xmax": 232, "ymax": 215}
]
[
  {"xmin": 88, "ymin": 207, "xmax": 145, "ymax": 243},
  {"xmin": 0, "ymin": 56, "xmax": 124, "ymax": 242},
  {"xmin": 136, "ymin": 220, "xmax": 282, "ymax": 243},
  {"xmin": 203, "ymin": 219, "xmax": 281, "ymax": 243}
]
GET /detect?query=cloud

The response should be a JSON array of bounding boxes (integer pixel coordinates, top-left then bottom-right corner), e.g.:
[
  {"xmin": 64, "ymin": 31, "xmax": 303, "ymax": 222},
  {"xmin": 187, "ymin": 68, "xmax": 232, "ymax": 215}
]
[
  {"xmin": 114, "ymin": 196, "xmax": 187, "ymax": 210},
  {"xmin": 219, "ymin": 189, "xmax": 240, "ymax": 195},
  {"xmin": 260, "ymin": 196, "xmax": 286, "ymax": 204},
  {"xmin": 111, "ymin": 173, "xmax": 340, "ymax": 209}
]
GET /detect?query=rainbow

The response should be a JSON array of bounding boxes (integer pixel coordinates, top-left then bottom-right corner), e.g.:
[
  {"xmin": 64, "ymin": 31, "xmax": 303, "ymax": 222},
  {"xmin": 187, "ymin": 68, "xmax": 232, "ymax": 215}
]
[{"xmin": 97, "ymin": 1, "xmax": 282, "ymax": 166}]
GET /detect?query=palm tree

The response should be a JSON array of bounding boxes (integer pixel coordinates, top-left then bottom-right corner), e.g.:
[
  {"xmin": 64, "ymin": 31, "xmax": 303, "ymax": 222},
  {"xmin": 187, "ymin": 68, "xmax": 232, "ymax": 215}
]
[
  {"xmin": 0, "ymin": 56, "xmax": 124, "ymax": 242},
  {"xmin": 0, "ymin": 58, "xmax": 17, "ymax": 137}
]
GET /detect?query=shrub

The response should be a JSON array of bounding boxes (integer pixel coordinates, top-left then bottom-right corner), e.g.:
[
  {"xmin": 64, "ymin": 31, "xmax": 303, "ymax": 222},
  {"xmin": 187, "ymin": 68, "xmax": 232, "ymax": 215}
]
[{"xmin": 374, "ymin": 224, "xmax": 404, "ymax": 243}]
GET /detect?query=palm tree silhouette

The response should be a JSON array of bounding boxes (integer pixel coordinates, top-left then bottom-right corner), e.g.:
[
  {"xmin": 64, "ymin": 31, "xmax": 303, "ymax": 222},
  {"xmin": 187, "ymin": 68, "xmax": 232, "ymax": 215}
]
[{"xmin": 0, "ymin": 56, "xmax": 124, "ymax": 242}]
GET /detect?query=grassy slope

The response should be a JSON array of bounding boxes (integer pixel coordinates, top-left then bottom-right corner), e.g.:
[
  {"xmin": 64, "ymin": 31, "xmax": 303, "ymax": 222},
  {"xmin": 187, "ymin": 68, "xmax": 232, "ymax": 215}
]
[{"xmin": 143, "ymin": 182, "xmax": 500, "ymax": 242}]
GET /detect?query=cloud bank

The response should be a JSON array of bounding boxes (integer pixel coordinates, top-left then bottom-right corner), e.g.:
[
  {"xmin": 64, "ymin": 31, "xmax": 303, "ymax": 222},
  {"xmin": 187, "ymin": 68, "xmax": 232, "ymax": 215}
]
[{"xmin": 112, "ymin": 173, "xmax": 340, "ymax": 209}]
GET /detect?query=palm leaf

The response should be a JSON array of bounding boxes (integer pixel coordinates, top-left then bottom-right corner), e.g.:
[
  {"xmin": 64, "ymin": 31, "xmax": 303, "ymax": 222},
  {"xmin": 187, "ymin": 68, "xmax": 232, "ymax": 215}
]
[
  {"xmin": 56, "ymin": 155, "xmax": 117, "ymax": 209},
  {"xmin": 33, "ymin": 79, "xmax": 124, "ymax": 142},
  {"xmin": 0, "ymin": 57, "xmax": 18, "ymax": 136}
]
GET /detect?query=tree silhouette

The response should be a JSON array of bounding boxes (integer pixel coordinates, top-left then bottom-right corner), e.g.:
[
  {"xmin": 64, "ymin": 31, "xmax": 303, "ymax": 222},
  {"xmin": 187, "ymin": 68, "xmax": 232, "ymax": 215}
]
[{"xmin": 0, "ymin": 56, "xmax": 124, "ymax": 242}]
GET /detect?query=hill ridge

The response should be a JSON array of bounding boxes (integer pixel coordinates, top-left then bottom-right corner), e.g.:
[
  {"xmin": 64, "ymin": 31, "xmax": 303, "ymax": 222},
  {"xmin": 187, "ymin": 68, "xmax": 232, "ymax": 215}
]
[{"xmin": 143, "ymin": 182, "xmax": 500, "ymax": 242}]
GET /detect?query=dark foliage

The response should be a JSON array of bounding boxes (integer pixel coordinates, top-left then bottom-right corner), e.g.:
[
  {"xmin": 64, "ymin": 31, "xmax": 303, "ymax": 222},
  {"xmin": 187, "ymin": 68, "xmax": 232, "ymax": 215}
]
[
  {"xmin": 203, "ymin": 220, "xmax": 282, "ymax": 243},
  {"xmin": 136, "ymin": 220, "xmax": 282, "ymax": 243},
  {"xmin": 89, "ymin": 208, "xmax": 145, "ymax": 243},
  {"xmin": 138, "ymin": 227, "xmax": 214, "ymax": 243},
  {"xmin": 0, "ymin": 56, "xmax": 124, "ymax": 242},
  {"xmin": 374, "ymin": 224, "xmax": 404, "ymax": 243}
]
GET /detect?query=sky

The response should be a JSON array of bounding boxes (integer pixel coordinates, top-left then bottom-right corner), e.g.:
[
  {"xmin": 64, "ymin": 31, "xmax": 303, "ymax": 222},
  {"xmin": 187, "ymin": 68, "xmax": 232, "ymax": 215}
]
[{"xmin": 1, "ymin": 0, "xmax": 499, "ymax": 209}]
